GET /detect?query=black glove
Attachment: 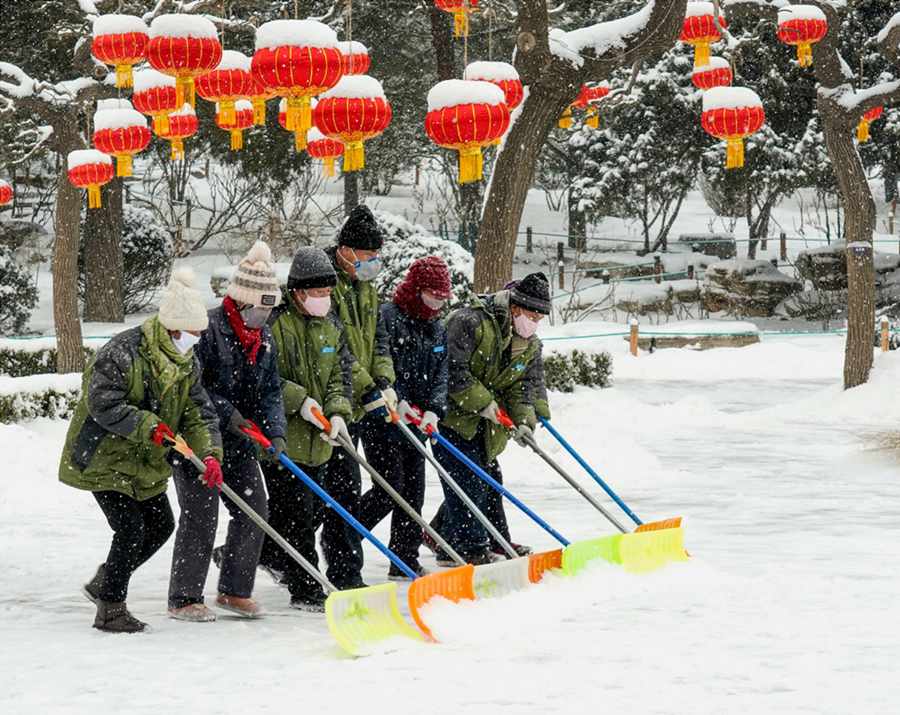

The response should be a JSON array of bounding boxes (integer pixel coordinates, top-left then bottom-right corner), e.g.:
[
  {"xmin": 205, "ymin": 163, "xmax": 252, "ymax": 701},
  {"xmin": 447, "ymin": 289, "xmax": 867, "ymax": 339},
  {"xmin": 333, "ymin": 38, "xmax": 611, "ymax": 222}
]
[
  {"xmin": 268, "ymin": 436, "xmax": 287, "ymax": 462},
  {"xmin": 227, "ymin": 409, "xmax": 254, "ymax": 439}
]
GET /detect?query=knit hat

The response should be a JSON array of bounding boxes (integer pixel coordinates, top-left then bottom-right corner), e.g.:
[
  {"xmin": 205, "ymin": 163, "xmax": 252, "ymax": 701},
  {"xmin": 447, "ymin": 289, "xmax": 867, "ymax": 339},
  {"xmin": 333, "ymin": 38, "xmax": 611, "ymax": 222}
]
[
  {"xmin": 227, "ymin": 240, "xmax": 282, "ymax": 308},
  {"xmin": 338, "ymin": 204, "xmax": 384, "ymax": 251},
  {"xmin": 509, "ymin": 272, "xmax": 551, "ymax": 315},
  {"xmin": 393, "ymin": 255, "xmax": 452, "ymax": 320},
  {"xmin": 158, "ymin": 267, "xmax": 209, "ymax": 332},
  {"xmin": 287, "ymin": 246, "xmax": 337, "ymax": 290}
]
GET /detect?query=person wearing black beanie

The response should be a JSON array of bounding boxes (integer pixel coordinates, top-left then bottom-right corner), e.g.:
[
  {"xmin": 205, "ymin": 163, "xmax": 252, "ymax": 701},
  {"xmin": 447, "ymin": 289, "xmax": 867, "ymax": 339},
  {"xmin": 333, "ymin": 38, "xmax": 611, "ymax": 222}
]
[{"xmin": 424, "ymin": 272, "xmax": 552, "ymax": 566}]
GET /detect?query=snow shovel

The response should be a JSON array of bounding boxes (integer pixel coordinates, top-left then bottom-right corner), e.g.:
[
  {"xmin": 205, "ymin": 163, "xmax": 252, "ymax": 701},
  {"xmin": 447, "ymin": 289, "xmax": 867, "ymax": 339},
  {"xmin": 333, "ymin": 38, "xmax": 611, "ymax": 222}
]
[{"xmin": 230, "ymin": 425, "xmax": 425, "ymax": 655}]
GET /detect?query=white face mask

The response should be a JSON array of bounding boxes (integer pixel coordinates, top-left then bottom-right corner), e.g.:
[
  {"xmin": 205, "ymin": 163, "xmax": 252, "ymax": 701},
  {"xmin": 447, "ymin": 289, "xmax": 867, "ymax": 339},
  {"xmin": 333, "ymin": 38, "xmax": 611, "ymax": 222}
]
[
  {"xmin": 513, "ymin": 313, "xmax": 540, "ymax": 339},
  {"xmin": 240, "ymin": 306, "xmax": 271, "ymax": 329},
  {"xmin": 172, "ymin": 331, "xmax": 201, "ymax": 355},
  {"xmin": 421, "ymin": 293, "xmax": 447, "ymax": 310},
  {"xmin": 301, "ymin": 294, "xmax": 331, "ymax": 317}
]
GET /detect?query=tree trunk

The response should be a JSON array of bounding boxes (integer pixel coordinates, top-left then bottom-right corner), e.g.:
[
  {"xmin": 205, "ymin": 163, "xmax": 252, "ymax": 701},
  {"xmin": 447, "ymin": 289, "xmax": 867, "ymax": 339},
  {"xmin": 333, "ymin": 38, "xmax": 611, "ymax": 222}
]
[
  {"xmin": 821, "ymin": 107, "xmax": 875, "ymax": 389},
  {"xmin": 343, "ymin": 171, "xmax": 359, "ymax": 216},
  {"xmin": 53, "ymin": 163, "xmax": 85, "ymax": 374},
  {"xmin": 83, "ymin": 178, "xmax": 124, "ymax": 322},
  {"xmin": 460, "ymin": 182, "xmax": 481, "ymax": 253},
  {"xmin": 427, "ymin": 2, "xmax": 455, "ymax": 82},
  {"xmin": 475, "ymin": 83, "xmax": 574, "ymax": 291},
  {"xmin": 568, "ymin": 185, "xmax": 586, "ymax": 252}
]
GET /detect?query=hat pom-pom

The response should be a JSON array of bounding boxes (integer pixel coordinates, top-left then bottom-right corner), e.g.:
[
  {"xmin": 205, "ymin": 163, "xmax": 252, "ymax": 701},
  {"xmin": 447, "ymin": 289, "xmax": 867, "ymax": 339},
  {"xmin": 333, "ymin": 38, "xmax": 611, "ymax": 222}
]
[
  {"xmin": 170, "ymin": 266, "xmax": 197, "ymax": 289},
  {"xmin": 245, "ymin": 240, "xmax": 273, "ymax": 267}
]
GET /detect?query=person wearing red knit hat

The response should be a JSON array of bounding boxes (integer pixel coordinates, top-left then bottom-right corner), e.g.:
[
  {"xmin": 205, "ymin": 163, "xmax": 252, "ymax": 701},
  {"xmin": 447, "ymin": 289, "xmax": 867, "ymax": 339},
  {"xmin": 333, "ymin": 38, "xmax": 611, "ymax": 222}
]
[{"xmin": 357, "ymin": 256, "xmax": 452, "ymax": 579}]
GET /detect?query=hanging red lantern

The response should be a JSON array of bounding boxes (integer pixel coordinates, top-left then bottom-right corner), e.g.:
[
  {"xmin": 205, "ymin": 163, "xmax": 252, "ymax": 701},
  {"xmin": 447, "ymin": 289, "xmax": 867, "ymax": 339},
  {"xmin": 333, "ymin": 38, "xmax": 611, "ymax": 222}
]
[
  {"xmin": 249, "ymin": 77, "xmax": 277, "ymax": 126},
  {"xmin": 92, "ymin": 98, "xmax": 152, "ymax": 177},
  {"xmin": 857, "ymin": 106, "xmax": 883, "ymax": 143},
  {"xmin": 132, "ymin": 68, "xmax": 178, "ymax": 135},
  {"xmin": 425, "ymin": 79, "xmax": 510, "ymax": 184},
  {"xmin": 777, "ymin": 5, "xmax": 827, "ymax": 68},
  {"xmin": 313, "ymin": 75, "xmax": 392, "ymax": 172},
  {"xmin": 692, "ymin": 56, "xmax": 733, "ymax": 90},
  {"xmin": 158, "ymin": 104, "xmax": 199, "ymax": 160},
  {"xmin": 572, "ymin": 82, "xmax": 610, "ymax": 128},
  {"xmin": 91, "ymin": 14, "xmax": 149, "ymax": 89},
  {"xmin": 215, "ymin": 99, "xmax": 255, "ymax": 151},
  {"xmin": 196, "ymin": 50, "xmax": 255, "ymax": 126},
  {"xmin": 307, "ymin": 128, "xmax": 345, "ymax": 177},
  {"xmin": 681, "ymin": 1, "xmax": 728, "ymax": 68},
  {"xmin": 464, "ymin": 61, "xmax": 523, "ymax": 109},
  {"xmin": 0, "ymin": 179, "xmax": 12, "ymax": 207},
  {"xmin": 340, "ymin": 41, "xmax": 371, "ymax": 76},
  {"xmin": 251, "ymin": 19, "xmax": 343, "ymax": 151},
  {"xmin": 701, "ymin": 87, "xmax": 765, "ymax": 169},
  {"xmin": 147, "ymin": 14, "xmax": 222, "ymax": 108},
  {"xmin": 68, "ymin": 150, "xmax": 114, "ymax": 210},
  {"xmin": 279, "ymin": 97, "xmax": 319, "ymax": 150},
  {"xmin": 435, "ymin": 0, "xmax": 479, "ymax": 39}
]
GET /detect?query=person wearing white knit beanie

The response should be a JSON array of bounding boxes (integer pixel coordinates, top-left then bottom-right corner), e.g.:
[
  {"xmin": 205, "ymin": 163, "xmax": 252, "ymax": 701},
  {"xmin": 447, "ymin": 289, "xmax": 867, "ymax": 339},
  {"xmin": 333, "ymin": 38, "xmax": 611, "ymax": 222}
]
[{"xmin": 158, "ymin": 267, "xmax": 210, "ymax": 353}]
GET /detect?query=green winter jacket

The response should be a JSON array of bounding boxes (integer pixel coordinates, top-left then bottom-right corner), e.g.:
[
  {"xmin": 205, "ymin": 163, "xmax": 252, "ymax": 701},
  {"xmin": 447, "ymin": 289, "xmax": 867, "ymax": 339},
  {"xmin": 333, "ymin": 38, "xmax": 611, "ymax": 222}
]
[
  {"xmin": 270, "ymin": 294, "xmax": 354, "ymax": 467},
  {"xmin": 59, "ymin": 317, "xmax": 223, "ymax": 501},
  {"xmin": 443, "ymin": 291, "xmax": 551, "ymax": 462},
  {"xmin": 327, "ymin": 247, "xmax": 395, "ymax": 419}
]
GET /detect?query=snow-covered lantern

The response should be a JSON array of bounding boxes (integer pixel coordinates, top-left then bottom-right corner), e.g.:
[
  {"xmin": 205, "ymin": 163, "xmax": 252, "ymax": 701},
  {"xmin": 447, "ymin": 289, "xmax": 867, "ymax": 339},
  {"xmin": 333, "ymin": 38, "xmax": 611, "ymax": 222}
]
[
  {"xmin": 251, "ymin": 20, "xmax": 343, "ymax": 150},
  {"xmin": 68, "ymin": 150, "xmax": 114, "ymax": 209},
  {"xmin": 215, "ymin": 100, "xmax": 255, "ymax": 151},
  {"xmin": 158, "ymin": 104, "xmax": 199, "ymax": 160},
  {"xmin": 857, "ymin": 105, "xmax": 883, "ymax": 143},
  {"xmin": 196, "ymin": 50, "xmax": 255, "ymax": 126},
  {"xmin": 306, "ymin": 128, "xmax": 345, "ymax": 177},
  {"xmin": 777, "ymin": 5, "xmax": 827, "ymax": 68},
  {"xmin": 681, "ymin": 1, "xmax": 728, "ymax": 68},
  {"xmin": 0, "ymin": 179, "xmax": 12, "ymax": 207},
  {"xmin": 692, "ymin": 56, "xmax": 732, "ymax": 90},
  {"xmin": 464, "ymin": 61, "xmax": 523, "ymax": 110},
  {"xmin": 313, "ymin": 75, "xmax": 391, "ymax": 172},
  {"xmin": 132, "ymin": 68, "xmax": 178, "ymax": 135},
  {"xmin": 147, "ymin": 14, "xmax": 223, "ymax": 108},
  {"xmin": 340, "ymin": 41, "xmax": 371, "ymax": 76},
  {"xmin": 92, "ymin": 98, "xmax": 151, "ymax": 177},
  {"xmin": 573, "ymin": 82, "xmax": 610, "ymax": 128},
  {"xmin": 91, "ymin": 14, "xmax": 150, "ymax": 89},
  {"xmin": 425, "ymin": 79, "xmax": 510, "ymax": 184},
  {"xmin": 701, "ymin": 86, "xmax": 765, "ymax": 169},
  {"xmin": 435, "ymin": 0, "xmax": 478, "ymax": 39}
]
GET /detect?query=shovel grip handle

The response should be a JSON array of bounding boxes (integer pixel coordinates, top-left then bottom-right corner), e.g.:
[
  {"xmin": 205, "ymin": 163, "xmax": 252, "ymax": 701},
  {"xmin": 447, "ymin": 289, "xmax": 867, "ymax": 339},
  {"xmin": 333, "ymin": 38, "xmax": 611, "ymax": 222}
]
[
  {"xmin": 311, "ymin": 406, "xmax": 332, "ymax": 433},
  {"xmin": 240, "ymin": 420, "xmax": 272, "ymax": 450},
  {"xmin": 496, "ymin": 407, "xmax": 515, "ymax": 430}
]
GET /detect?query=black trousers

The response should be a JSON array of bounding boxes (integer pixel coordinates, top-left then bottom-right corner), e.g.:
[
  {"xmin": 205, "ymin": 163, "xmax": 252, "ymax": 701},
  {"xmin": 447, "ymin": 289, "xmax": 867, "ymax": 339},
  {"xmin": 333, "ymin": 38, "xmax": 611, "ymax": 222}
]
[
  {"xmin": 358, "ymin": 418, "xmax": 425, "ymax": 564},
  {"xmin": 93, "ymin": 490, "xmax": 175, "ymax": 603}
]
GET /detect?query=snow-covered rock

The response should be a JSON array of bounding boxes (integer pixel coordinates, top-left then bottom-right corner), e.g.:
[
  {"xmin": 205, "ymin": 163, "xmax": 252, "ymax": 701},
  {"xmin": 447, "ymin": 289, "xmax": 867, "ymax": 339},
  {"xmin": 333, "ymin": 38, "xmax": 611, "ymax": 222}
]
[{"xmin": 703, "ymin": 258, "xmax": 801, "ymax": 316}]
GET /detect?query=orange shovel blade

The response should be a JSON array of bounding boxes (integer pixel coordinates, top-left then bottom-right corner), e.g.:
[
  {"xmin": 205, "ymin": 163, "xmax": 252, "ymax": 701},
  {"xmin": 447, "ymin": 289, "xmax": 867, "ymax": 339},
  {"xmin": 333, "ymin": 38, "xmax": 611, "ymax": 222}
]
[
  {"xmin": 407, "ymin": 564, "xmax": 475, "ymax": 641},
  {"xmin": 528, "ymin": 549, "xmax": 563, "ymax": 583},
  {"xmin": 634, "ymin": 517, "xmax": 682, "ymax": 533}
]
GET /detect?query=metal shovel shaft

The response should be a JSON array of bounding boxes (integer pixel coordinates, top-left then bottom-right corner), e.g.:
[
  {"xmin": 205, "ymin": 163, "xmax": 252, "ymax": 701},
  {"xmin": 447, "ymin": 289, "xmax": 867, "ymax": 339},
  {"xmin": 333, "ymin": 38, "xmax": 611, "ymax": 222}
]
[{"xmin": 393, "ymin": 419, "xmax": 518, "ymax": 560}]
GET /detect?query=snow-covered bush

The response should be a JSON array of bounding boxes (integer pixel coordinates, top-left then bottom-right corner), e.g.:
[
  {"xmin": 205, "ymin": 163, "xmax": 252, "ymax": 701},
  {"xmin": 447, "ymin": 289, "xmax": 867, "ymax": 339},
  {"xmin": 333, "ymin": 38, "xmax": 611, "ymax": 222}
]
[
  {"xmin": 0, "ymin": 346, "xmax": 95, "ymax": 377},
  {"xmin": 543, "ymin": 349, "xmax": 612, "ymax": 392},
  {"xmin": 0, "ymin": 375, "xmax": 82, "ymax": 423},
  {"xmin": 79, "ymin": 205, "xmax": 175, "ymax": 314},
  {"xmin": 0, "ymin": 243, "xmax": 38, "ymax": 335}
]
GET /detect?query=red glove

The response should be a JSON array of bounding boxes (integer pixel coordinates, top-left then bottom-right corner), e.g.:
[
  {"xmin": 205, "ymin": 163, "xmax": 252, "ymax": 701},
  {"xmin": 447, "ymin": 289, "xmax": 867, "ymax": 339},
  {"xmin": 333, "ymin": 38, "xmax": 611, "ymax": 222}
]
[
  {"xmin": 201, "ymin": 456, "xmax": 223, "ymax": 489},
  {"xmin": 151, "ymin": 423, "xmax": 175, "ymax": 447}
]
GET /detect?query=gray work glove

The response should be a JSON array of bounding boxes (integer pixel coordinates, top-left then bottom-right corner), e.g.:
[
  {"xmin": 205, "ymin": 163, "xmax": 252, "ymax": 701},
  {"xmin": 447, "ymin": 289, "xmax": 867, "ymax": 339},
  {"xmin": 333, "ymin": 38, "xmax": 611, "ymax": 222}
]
[
  {"xmin": 228, "ymin": 408, "xmax": 254, "ymax": 439},
  {"xmin": 479, "ymin": 400, "xmax": 501, "ymax": 426}
]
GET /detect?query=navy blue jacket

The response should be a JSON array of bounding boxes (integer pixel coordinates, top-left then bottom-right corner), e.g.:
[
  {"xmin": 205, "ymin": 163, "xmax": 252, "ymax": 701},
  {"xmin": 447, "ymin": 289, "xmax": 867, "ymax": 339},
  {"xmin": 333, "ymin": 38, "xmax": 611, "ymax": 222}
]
[{"xmin": 195, "ymin": 305, "xmax": 287, "ymax": 461}]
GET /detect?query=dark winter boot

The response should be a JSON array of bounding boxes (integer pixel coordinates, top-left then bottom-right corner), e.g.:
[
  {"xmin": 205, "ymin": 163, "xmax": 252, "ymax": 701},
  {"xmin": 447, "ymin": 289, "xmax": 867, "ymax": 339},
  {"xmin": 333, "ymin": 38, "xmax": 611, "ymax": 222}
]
[
  {"xmin": 289, "ymin": 590, "xmax": 327, "ymax": 613},
  {"xmin": 491, "ymin": 542, "xmax": 532, "ymax": 558},
  {"xmin": 93, "ymin": 601, "xmax": 147, "ymax": 634},
  {"xmin": 388, "ymin": 560, "xmax": 428, "ymax": 581},
  {"xmin": 81, "ymin": 563, "xmax": 105, "ymax": 605}
]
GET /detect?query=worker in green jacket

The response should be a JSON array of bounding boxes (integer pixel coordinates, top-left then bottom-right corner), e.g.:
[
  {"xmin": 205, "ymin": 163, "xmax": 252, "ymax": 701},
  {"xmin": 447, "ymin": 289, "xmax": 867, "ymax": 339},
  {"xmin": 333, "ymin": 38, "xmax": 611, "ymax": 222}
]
[
  {"xmin": 257, "ymin": 246, "xmax": 356, "ymax": 612},
  {"xmin": 59, "ymin": 268, "xmax": 223, "ymax": 634},
  {"xmin": 427, "ymin": 272, "xmax": 552, "ymax": 565}
]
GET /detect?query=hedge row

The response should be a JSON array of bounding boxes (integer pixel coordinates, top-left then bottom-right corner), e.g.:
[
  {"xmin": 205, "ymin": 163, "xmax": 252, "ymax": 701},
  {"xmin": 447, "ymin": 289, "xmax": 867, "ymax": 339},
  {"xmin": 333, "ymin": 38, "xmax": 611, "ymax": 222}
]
[
  {"xmin": 0, "ymin": 346, "xmax": 95, "ymax": 378},
  {"xmin": 543, "ymin": 349, "xmax": 613, "ymax": 392},
  {"xmin": 0, "ymin": 386, "xmax": 81, "ymax": 423}
]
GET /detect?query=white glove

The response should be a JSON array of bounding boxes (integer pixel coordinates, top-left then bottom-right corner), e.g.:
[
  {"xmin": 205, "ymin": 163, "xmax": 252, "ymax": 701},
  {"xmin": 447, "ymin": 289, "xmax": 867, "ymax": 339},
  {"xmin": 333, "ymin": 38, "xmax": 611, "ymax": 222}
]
[
  {"xmin": 479, "ymin": 400, "xmax": 501, "ymax": 425},
  {"xmin": 382, "ymin": 387, "xmax": 398, "ymax": 412},
  {"xmin": 418, "ymin": 410, "xmax": 440, "ymax": 435},
  {"xmin": 320, "ymin": 414, "xmax": 350, "ymax": 446},
  {"xmin": 397, "ymin": 400, "xmax": 420, "ymax": 424},
  {"xmin": 513, "ymin": 423, "xmax": 534, "ymax": 447},
  {"xmin": 299, "ymin": 396, "xmax": 324, "ymax": 427}
]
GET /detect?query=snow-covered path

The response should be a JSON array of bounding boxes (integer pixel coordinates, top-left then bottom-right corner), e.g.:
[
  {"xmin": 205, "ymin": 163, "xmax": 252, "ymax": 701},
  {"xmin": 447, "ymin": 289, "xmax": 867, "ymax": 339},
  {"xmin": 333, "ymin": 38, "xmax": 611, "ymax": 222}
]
[{"xmin": 3, "ymin": 338, "xmax": 899, "ymax": 714}]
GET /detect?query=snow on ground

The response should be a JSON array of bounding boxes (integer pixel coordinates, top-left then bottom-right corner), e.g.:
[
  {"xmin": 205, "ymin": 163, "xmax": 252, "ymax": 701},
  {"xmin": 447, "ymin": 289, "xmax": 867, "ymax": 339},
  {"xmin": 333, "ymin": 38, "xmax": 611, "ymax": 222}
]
[{"xmin": 3, "ymin": 336, "xmax": 900, "ymax": 713}]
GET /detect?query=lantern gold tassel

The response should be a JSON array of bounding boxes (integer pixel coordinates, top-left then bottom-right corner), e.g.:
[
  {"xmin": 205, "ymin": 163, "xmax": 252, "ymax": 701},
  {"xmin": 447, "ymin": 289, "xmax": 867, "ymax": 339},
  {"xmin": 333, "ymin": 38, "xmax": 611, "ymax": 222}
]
[
  {"xmin": 219, "ymin": 100, "xmax": 236, "ymax": 126},
  {"xmin": 797, "ymin": 43, "xmax": 813, "ymax": 68},
  {"xmin": 116, "ymin": 155, "xmax": 133, "ymax": 178},
  {"xmin": 252, "ymin": 98, "xmax": 266, "ymax": 126},
  {"xmin": 857, "ymin": 119, "xmax": 870, "ymax": 143},
  {"xmin": 154, "ymin": 114, "xmax": 170, "ymax": 135},
  {"xmin": 453, "ymin": 10, "xmax": 470, "ymax": 38},
  {"xmin": 343, "ymin": 141, "xmax": 365, "ymax": 172},
  {"xmin": 115, "ymin": 64, "xmax": 133, "ymax": 89},
  {"xmin": 458, "ymin": 146, "xmax": 483, "ymax": 184},
  {"xmin": 176, "ymin": 76, "xmax": 196, "ymax": 108},
  {"xmin": 558, "ymin": 106, "xmax": 573, "ymax": 129},
  {"xmin": 294, "ymin": 128, "xmax": 307, "ymax": 152},
  {"xmin": 230, "ymin": 129, "xmax": 243, "ymax": 151},
  {"xmin": 725, "ymin": 137, "xmax": 744, "ymax": 170},
  {"xmin": 322, "ymin": 157, "xmax": 336, "ymax": 178},
  {"xmin": 87, "ymin": 185, "xmax": 102, "ymax": 210},
  {"xmin": 586, "ymin": 108, "xmax": 599, "ymax": 129},
  {"xmin": 693, "ymin": 42, "xmax": 711, "ymax": 69},
  {"xmin": 170, "ymin": 139, "xmax": 185, "ymax": 161}
]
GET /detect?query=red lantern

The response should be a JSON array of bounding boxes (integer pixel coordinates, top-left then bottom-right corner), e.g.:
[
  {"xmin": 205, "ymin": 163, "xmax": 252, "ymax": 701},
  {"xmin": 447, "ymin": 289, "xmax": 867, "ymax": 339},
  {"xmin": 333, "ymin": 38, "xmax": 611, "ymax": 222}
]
[
  {"xmin": 91, "ymin": 14, "xmax": 149, "ymax": 89},
  {"xmin": 777, "ymin": 6, "xmax": 827, "ymax": 68},
  {"xmin": 857, "ymin": 106, "xmax": 883, "ymax": 143},
  {"xmin": 132, "ymin": 68, "xmax": 178, "ymax": 135},
  {"xmin": 0, "ymin": 179, "xmax": 12, "ymax": 207},
  {"xmin": 251, "ymin": 19, "xmax": 343, "ymax": 150},
  {"xmin": 681, "ymin": 1, "xmax": 728, "ymax": 68},
  {"xmin": 314, "ymin": 76, "xmax": 392, "ymax": 172},
  {"xmin": 692, "ymin": 56, "xmax": 733, "ymax": 90},
  {"xmin": 701, "ymin": 87, "xmax": 765, "ymax": 169},
  {"xmin": 572, "ymin": 83, "xmax": 610, "ymax": 129},
  {"xmin": 68, "ymin": 150, "xmax": 114, "ymax": 210},
  {"xmin": 196, "ymin": 50, "xmax": 255, "ymax": 126},
  {"xmin": 92, "ymin": 98, "xmax": 152, "ymax": 177},
  {"xmin": 425, "ymin": 80, "xmax": 510, "ymax": 184},
  {"xmin": 249, "ymin": 77, "xmax": 277, "ymax": 126},
  {"xmin": 216, "ymin": 100, "xmax": 255, "ymax": 151},
  {"xmin": 435, "ymin": 0, "xmax": 479, "ymax": 39},
  {"xmin": 147, "ymin": 14, "xmax": 222, "ymax": 108},
  {"xmin": 307, "ymin": 128, "xmax": 345, "ymax": 177},
  {"xmin": 340, "ymin": 41, "xmax": 371, "ymax": 76},
  {"xmin": 464, "ymin": 61, "xmax": 523, "ymax": 109},
  {"xmin": 158, "ymin": 104, "xmax": 199, "ymax": 160}
]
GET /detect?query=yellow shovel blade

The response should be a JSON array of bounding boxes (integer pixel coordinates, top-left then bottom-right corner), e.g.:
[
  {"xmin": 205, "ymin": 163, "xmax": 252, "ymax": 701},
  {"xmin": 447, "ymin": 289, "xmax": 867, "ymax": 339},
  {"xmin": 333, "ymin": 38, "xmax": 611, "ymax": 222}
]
[
  {"xmin": 634, "ymin": 517, "xmax": 682, "ymax": 532},
  {"xmin": 619, "ymin": 526, "xmax": 690, "ymax": 573},
  {"xmin": 325, "ymin": 582, "xmax": 423, "ymax": 657},
  {"xmin": 472, "ymin": 558, "xmax": 531, "ymax": 599}
]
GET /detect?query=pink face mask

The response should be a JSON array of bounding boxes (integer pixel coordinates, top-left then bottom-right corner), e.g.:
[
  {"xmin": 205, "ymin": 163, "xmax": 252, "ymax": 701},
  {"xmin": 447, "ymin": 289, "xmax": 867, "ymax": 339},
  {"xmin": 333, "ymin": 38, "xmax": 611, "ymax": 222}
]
[
  {"xmin": 513, "ymin": 312, "xmax": 539, "ymax": 339},
  {"xmin": 421, "ymin": 293, "xmax": 447, "ymax": 310},
  {"xmin": 301, "ymin": 295, "xmax": 331, "ymax": 317}
]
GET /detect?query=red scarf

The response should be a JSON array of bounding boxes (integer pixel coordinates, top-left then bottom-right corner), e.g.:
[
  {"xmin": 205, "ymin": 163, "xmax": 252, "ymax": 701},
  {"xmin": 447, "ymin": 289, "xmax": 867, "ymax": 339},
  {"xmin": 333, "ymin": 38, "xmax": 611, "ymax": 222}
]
[{"xmin": 223, "ymin": 296, "xmax": 262, "ymax": 365}]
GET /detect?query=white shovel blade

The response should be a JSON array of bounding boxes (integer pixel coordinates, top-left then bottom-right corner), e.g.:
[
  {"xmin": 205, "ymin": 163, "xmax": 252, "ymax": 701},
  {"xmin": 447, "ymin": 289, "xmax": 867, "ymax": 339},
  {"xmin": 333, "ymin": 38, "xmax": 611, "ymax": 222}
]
[{"xmin": 472, "ymin": 557, "xmax": 532, "ymax": 600}]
